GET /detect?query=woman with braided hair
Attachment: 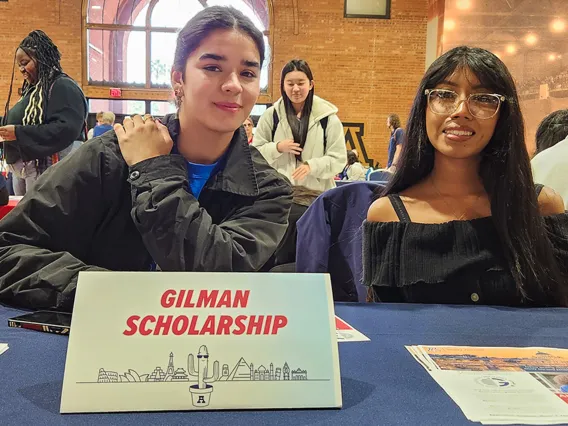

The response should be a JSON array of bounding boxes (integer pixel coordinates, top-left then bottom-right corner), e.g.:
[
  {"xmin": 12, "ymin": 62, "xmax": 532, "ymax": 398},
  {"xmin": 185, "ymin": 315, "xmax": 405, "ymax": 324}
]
[{"xmin": 0, "ymin": 30, "xmax": 87, "ymax": 195}]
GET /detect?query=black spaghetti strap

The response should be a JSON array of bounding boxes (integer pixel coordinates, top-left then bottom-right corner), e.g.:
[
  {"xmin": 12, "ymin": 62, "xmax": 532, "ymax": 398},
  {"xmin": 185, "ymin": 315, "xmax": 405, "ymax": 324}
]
[
  {"xmin": 388, "ymin": 194, "xmax": 411, "ymax": 223},
  {"xmin": 535, "ymin": 184, "xmax": 544, "ymax": 198}
]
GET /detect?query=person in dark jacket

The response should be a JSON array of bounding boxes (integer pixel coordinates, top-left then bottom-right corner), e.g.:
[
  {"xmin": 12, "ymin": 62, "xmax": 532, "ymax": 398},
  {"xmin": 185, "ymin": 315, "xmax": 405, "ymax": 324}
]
[
  {"xmin": 0, "ymin": 30, "xmax": 87, "ymax": 195},
  {"xmin": 0, "ymin": 6, "xmax": 292, "ymax": 311}
]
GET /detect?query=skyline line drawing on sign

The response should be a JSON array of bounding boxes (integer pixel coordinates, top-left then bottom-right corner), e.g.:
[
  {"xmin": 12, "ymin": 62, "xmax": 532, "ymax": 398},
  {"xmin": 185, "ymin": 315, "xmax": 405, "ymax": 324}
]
[{"xmin": 84, "ymin": 345, "xmax": 323, "ymax": 407}]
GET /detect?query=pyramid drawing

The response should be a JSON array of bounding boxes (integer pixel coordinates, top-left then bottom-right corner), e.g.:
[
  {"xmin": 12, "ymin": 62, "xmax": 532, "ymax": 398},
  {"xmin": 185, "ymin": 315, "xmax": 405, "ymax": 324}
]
[{"xmin": 228, "ymin": 357, "xmax": 251, "ymax": 381}]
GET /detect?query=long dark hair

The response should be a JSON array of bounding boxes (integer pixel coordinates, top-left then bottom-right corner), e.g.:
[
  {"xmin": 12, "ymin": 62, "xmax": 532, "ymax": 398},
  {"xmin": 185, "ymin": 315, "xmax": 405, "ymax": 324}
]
[
  {"xmin": 535, "ymin": 109, "xmax": 568, "ymax": 155},
  {"xmin": 382, "ymin": 46, "xmax": 567, "ymax": 306},
  {"xmin": 173, "ymin": 6, "xmax": 265, "ymax": 106},
  {"xmin": 347, "ymin": 150, "xmax": 358, "ymax": 165},
  {"xmin": 280, "ymin": 59, "xmax": 315, "ymax": 161},
  {"xmin": 2, "ymin": 30, "xmax": 62, "ymax": 127}
]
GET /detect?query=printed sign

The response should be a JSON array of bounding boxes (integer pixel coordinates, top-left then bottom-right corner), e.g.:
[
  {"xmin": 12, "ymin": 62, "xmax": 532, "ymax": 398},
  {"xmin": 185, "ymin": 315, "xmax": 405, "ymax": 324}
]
[{"xmin": 61, "ymin": 272, "xmax": 342, "ymax": 413}]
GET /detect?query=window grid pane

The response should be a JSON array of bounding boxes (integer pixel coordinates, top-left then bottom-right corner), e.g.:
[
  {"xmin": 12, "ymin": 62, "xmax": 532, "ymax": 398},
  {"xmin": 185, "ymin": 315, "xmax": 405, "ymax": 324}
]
[{"xmin": 86, "ymin": 0, "xmax": 271, "ymax": 93}]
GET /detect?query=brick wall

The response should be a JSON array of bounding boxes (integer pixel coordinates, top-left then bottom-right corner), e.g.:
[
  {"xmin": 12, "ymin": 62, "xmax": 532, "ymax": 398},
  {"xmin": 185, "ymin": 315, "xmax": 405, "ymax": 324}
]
[{"xmin": 0, "ymin": 0, "xmax": 428, "ymax": 166}]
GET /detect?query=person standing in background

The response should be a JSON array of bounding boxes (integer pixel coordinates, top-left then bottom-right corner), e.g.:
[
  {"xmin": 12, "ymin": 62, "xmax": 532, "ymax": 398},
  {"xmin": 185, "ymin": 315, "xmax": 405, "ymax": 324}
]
[
  {"xmin": 0, "ymin": 30, "xmax": 87, "ymax": 195},
  {"xmin": 93, "ymin": 112, "xmax": 116, "ymax": 138},
  {"xmin": 243, "ymin": 116, "xmax": 254, "ymax": 144},
  {"xmin": 386, "ymin": 113, "xmax": 404, "ymax": 172},
  {"xmin": 253, "ymin": 59, "xmax": 347, "ymax": 191},
  {"xmin": 87, "ymin": 111, "xmax": 104, "ymax": 140}
]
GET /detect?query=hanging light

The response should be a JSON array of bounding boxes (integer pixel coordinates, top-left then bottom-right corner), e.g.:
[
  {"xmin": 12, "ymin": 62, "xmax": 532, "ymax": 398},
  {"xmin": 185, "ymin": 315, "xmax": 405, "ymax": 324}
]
[
  {"xmin": 524, "ymin": 33, "xmax": 538, "ymax": 46},
  {"xmin": 506, "ymin": 44, "xmax": 517, "ymax": 55},
  {"xmin": 456, "ymin": 0, "xmax": 472, "ymax": 10},
  {"xmin": 550, "ymin": 19, "xmax": 566, "ymax": 33},
  {"xmin": 444, "ymin": 19, "xmax": 456, "ymax": 31}
]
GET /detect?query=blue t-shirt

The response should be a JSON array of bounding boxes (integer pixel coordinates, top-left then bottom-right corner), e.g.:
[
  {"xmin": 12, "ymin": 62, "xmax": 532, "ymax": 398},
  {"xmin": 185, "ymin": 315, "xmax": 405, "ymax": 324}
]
[
  {"xmin": 93, "ymin": 124, "xmax": 114, "ymax": 138},
  {"xmin": 387, "ymin": 128, "xmax": 404, "ymax": 168},
  {"xmin": 0, "ymin": 173, "xmax": 6, "ymax": 190},
  {"xmin": 186, "ymin": 160, "xmax": 218, "ymax": 199},
  {"xmin": 149, "ymin": 159, "xmax": 219, "ymax": 271}
]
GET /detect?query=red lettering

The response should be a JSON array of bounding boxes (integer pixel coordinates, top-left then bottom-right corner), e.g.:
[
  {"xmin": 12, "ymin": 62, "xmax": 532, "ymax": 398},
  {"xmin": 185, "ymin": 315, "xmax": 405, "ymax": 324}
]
[
  {"xmin": 197, "ymin": 290, "xmax": 218, "ymax": 308},
  {"xmin": 153, "ymin": 315, "xmax": 173, "ymax": 335},
  {"xmin": 175, "ymin": 290, "xmax": 186, "ymax": 308},
  {"xmin": 233, "ymin": 315, "xmax": 247, "ymax": 335},
  {"xmin": 173, "ymin": 315, "xmax": 189, "ymax": 335},
  {"xmin": 233, "ymin": 290, "xmax": 250, "ymax": 308},
  {"xmin": 217, "ymin": 290, "xmax": 231, "ymax": 308},
  {"xmin": 183, "ymin": 290, "xmax": 195, "ymax": 308},
  {"xmin": 246, "ymin": 315, "xmax": 264, "ymax": 335},
  {"xmin": 188, "ymin": 315, "xmax": 199, "ymax": 335},
  {"xmin": 140, "ymin": 315, "xmax": 156, "ymax": 336},
  {"xmin": 271, "ymin": 315, "xmax": 288, "ymax": 335},
  {"xmin": 216, "ymin": 315, "xmax": 233, "ymax": 335},
  {"xmin": 123, "ymin": 315, "xmax": 140, "ymax": 336},
  {"xmin": 161, "ymin": 290, "xmax": 177, "ymax": 308},
  {"xmin": 200, "ymin": 315, "xmax": 216, "ymax": 335},
  {"xmin": 263, "ymin": 315, "xmax": 273, "ymax": 334}
]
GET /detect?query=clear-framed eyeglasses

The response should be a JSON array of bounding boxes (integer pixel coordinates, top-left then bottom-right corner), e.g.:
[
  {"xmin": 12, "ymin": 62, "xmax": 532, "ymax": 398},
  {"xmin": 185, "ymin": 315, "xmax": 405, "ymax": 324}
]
[{"xmin": 424, "ymin": 89, "xmax": 506, "ymax": 120}]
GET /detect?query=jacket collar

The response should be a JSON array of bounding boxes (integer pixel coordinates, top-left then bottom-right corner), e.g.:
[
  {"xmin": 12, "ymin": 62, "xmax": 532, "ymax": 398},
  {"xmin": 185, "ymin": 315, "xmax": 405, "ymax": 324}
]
[{"xmin": 163, "ymin": 114, "xmax": 259, "ymax": 197}]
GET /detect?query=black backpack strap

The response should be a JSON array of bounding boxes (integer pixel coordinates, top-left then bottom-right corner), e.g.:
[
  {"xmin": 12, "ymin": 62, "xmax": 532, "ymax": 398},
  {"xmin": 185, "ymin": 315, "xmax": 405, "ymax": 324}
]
[
  {"xmin": 271, "ymin": 109, "xmax": 279, "ymax": 141},
  {"xmin": 321, "ymin": 117, "xmax": 329, "ymax": 152},
  {"xmin": 535, "ymin": 183, "xmax": 544, "ymax": 198}
]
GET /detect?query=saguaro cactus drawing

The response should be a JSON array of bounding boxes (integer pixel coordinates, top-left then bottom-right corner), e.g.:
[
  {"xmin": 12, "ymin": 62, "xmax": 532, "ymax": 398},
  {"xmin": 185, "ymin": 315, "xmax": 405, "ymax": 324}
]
[{"xmin": 187, "ymin": 345, "xmax": 219, "ymax": 389}]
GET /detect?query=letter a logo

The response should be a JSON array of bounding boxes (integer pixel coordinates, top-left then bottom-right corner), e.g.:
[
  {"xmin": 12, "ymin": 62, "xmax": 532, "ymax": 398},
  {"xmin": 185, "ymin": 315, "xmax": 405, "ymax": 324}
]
[{"xmin": 197, "ymin": 396, "xmax": 206, "ymax": 404}]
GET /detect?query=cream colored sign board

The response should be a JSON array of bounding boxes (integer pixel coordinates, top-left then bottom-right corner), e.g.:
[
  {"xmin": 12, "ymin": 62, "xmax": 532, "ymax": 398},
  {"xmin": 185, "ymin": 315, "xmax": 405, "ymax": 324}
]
[{"xmin": 60, "ymin": 272, "xmax": 342, "ymax": 413}]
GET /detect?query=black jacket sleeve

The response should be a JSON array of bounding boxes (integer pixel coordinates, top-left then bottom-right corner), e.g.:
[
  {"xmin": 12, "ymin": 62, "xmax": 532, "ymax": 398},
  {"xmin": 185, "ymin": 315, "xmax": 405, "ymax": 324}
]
[
  {"xmin": 128, "ymin": 155, "xmax": 292, "ymax": 272},
  {"xmin": 0, "ymin": 141, "xmax": 107, "ymax": 311},
  {"xmin": 14, "ymin": 77, "xmax": 86, "ymax": 159}
]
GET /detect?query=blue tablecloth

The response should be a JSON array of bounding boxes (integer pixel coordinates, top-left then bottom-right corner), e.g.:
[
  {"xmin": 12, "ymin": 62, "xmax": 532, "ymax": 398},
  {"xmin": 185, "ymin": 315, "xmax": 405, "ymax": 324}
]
[{"xmin": 1, "ymin": 303, "xmax": 567, "ymax": 425}]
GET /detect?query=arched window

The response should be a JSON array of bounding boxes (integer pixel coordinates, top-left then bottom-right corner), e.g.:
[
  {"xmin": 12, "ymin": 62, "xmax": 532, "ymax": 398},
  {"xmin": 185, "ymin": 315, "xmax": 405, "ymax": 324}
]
[{"xmin": 83, "ymin": 0, "xmax": 272, "ymax": 113}]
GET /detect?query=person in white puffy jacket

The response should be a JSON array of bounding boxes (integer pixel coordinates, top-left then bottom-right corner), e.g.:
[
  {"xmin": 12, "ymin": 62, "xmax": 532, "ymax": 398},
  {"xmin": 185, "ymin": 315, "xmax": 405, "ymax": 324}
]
[{"xmin": 253, "ymin": 59, "xmax": 347, "ymax": 191}]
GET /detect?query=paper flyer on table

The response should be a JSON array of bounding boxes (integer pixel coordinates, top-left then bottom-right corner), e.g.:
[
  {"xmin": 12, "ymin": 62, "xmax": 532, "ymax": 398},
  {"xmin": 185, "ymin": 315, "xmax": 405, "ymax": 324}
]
[
  {"xmin": 334, "ymin": 316, "xmax": 370, "ymax": 343},
  {"xmin": 406, "ymin": 346, "xmax": 568, "ymax": 425}
]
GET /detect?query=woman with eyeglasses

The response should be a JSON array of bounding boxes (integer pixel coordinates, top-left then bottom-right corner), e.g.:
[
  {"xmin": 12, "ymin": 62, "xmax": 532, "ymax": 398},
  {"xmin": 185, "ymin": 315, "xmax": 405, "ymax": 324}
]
[{"xmin": 363, "ymin": 46, "xmax": 568, "ymax": 307}]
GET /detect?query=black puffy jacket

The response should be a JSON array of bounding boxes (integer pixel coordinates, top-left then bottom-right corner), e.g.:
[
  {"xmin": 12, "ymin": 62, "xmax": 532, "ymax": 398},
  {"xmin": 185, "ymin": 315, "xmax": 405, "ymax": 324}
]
[{"xmin": 0, "ymin": 114, "xmax": 292, "ymax": 311}]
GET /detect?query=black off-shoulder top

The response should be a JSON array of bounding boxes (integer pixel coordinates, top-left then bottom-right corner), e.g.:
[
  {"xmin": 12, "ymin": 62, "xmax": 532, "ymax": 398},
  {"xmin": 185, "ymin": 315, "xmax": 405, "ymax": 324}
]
[{"xmin": 362, "ymin": 193, "xmax": 568, "ymax": 307}]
